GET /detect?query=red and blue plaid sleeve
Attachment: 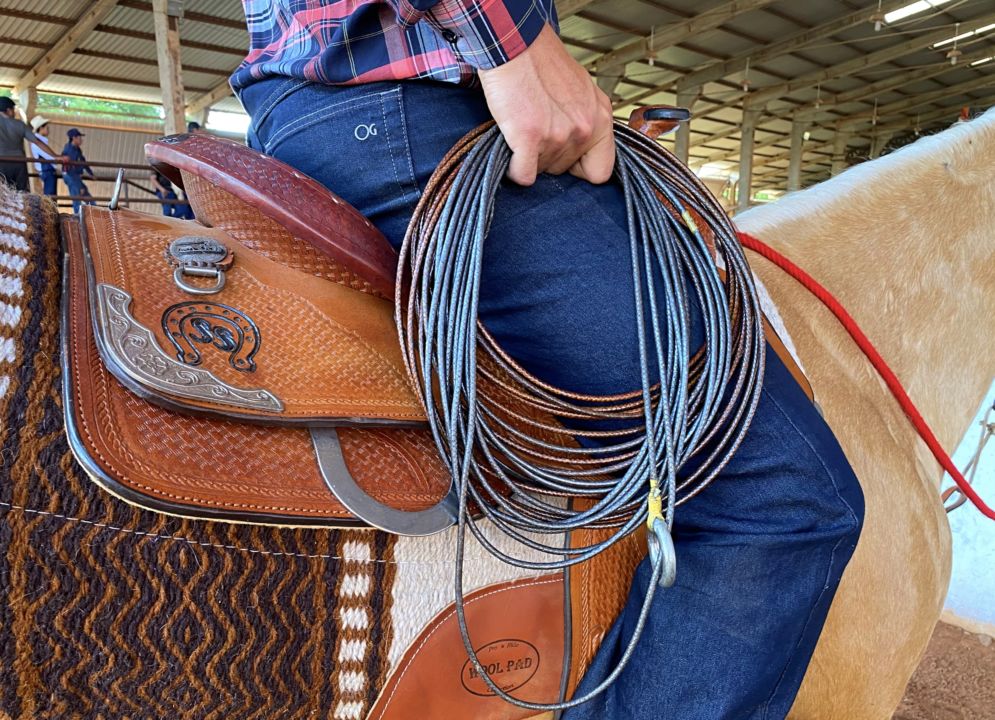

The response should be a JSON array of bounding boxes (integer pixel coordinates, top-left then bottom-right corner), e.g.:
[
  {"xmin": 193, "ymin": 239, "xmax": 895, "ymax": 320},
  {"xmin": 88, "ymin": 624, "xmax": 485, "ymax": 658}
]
[
  {"xmin": 231, "ymin": 0, "xmax": 558, "ymax": 91},
  {"xmin": 388, "ymin": 0, "xmax": 555, "ymax": 69}
]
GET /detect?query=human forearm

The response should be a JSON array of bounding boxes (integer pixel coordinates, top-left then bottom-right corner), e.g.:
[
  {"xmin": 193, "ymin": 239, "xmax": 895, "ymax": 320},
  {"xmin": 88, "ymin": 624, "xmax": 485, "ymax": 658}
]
[
  {"xmin": 30, "ymin": 137, "xmax": 64, "ymax": 161},
  {"xmin": 477, "ymin": 23, "xmax": 614, "ymax": 186}
]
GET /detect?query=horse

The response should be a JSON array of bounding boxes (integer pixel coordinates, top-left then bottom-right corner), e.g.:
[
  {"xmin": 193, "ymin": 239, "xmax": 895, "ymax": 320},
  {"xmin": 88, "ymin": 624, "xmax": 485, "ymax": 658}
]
[{"xmin": 735, "ymin": 106, "xmax": 995, "ymax": 718}]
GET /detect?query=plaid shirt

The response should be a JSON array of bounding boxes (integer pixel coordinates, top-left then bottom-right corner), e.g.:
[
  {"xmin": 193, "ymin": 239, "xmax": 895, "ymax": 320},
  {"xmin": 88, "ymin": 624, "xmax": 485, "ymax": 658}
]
[{"xmin": 230, "ymin": 0, "xmax": 558, "ymax": 90}]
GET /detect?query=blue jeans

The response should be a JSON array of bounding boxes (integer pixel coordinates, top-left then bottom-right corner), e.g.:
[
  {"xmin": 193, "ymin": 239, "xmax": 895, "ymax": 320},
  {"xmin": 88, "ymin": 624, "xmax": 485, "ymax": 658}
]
[
  {"xmin": 155, "ymin": 189, "xmax": 195, "ymax": 219},
  {"xmin": 39, "ymin": 167, "xmax": 57, "ymax": 196},
  {"xmin": 239, "ymin": 78, "xmax": 865, "ymax": 720},
  {"xmin": 64, "ymin": 174, "xmax": 95, "ymax": 214}
]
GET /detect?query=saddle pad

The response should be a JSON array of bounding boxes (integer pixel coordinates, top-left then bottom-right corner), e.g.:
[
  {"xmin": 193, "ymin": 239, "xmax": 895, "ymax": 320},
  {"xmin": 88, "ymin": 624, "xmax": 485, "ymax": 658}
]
[
  {"xmin": 78, "ymin": 205, "xmax": 424, "ymax": 424},
  {"xmin": 62, "ymin": 214, "xmax": 452, "ymax": 527}
]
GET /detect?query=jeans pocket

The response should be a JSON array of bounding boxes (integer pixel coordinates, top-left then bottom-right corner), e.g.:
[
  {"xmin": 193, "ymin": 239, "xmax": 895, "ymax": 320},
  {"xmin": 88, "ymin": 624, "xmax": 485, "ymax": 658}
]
[{"xmin": 257, "ymin": 83, "xmax": 421, "ymax": 243}]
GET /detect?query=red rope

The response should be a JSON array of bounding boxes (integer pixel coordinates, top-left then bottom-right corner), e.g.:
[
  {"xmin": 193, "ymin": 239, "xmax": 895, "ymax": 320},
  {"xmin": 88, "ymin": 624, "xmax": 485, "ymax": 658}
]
[{"xmin": 737, "ymin": 230, "xmax": 995, "ymax": 520}]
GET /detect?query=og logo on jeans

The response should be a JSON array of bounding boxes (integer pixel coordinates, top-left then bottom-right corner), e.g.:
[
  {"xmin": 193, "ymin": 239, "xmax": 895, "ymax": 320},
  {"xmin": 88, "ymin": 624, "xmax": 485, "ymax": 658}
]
[{"xmin": 354, "ymin": 123, "xmax": 377, "ymax": 141}]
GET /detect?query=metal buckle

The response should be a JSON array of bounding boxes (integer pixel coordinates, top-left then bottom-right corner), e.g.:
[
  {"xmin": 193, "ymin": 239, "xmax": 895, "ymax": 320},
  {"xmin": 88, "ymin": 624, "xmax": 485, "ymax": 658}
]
[{"xmin": 166, "ymin": 236, "xmax": 232, "ymax": 295}]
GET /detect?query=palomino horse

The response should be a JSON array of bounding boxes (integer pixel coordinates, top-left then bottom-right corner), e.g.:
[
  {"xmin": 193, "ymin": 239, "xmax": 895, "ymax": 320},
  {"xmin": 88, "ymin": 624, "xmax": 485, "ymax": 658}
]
[{"xmin": 735, "ymin": 106, "xmax": 995, "ymax": 718}]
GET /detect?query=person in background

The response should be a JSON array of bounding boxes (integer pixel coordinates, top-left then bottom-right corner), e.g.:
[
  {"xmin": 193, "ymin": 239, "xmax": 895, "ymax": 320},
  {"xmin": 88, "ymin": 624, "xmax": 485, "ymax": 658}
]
[
  {"xmin": 29, "ymin": 116, "xmax": 57, "ymax": 197},
  {"xmin": 150, "ymin": 169, "xmax": 194, "ymax": 219},
  {"xmin": 186, "ymin": 120, "xmax": 202, "ymax": 133},
  {"xmin": 62, "ymin": 128, "xmax": 96, "ymax": 213},
  {"xmin": 0, "ymin": 96, "xmax": 64, "ymax": 192}
]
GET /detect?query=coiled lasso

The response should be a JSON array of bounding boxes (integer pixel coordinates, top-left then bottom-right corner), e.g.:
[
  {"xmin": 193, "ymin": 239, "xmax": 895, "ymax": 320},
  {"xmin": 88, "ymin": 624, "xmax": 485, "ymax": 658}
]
[{"xmin": 397, "ymin": 121, "xmax": 765, "ymax": 710}]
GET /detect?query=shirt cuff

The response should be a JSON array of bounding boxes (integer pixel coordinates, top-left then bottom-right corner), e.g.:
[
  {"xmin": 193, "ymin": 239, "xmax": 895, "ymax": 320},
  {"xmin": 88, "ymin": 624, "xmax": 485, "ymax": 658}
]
[{"xmin": 426, "ymin": 0, "xmax": 554, "ymax": 70}]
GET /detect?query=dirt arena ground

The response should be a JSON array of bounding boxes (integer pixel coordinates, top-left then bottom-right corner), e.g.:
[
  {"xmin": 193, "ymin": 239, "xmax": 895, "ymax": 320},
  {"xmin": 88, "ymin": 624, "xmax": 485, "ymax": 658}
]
[{"xmin": 894, "ymin": 621, "xmax": 995, "ymax": 719}]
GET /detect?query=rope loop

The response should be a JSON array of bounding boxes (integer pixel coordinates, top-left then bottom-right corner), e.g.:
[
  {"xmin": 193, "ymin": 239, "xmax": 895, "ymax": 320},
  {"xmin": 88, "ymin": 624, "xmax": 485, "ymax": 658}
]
[{"xmin": 397, "ymin": 121, "xmax": 765, "ymax": 709}]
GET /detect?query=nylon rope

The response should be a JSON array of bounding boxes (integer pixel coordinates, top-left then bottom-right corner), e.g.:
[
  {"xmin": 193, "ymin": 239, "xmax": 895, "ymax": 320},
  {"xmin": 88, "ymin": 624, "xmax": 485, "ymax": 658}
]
[{"xmin": 397, "ymin": 122, "xmax": 765, "ymax": 709}]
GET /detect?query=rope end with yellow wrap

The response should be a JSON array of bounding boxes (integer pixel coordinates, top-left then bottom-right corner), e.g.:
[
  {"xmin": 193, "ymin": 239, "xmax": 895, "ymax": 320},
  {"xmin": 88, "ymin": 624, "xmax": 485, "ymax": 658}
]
[{"xmin": 396, "ymin": 121, "xmax": 765, "ymax": 710}]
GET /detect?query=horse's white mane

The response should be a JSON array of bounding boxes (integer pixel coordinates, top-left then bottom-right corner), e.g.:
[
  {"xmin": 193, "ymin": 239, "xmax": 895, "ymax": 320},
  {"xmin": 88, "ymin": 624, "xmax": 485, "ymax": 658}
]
[{"xmin": 737, "ymin": 106, "xmax": 995, "ymax": 233}]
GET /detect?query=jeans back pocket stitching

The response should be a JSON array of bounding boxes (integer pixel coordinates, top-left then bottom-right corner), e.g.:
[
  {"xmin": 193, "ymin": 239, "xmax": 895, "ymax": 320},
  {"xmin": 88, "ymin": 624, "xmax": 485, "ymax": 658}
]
[
  {"xmin": 264, "ymin": 87, "xmax": 400, "ymax": 156},
  {"xmin": 244, "ymin": 79, "xmax": 311, "ymax": 143},
  {"xmin": 395, "ymin": 85, "xmax": 423, "ymax": 200},
  {"xmin": 378, "ymin": 92, "xmax": 417, "ymax": 202}
]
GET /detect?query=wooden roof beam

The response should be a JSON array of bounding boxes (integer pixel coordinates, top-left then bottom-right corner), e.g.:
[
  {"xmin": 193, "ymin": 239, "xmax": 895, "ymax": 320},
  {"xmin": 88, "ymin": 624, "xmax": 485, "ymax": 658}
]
[
  {"xmin": 615, "ymin": 0, "xmax": 914, "ymax": 108},
  {"xmin": 690, "ymin": 46, "xmax": 995, "ymax": 155},
  {"xmin": 742, "ymin": 9, "xmax": 995, "ymax": 110},
  {"xmin": 12, "ymin": 0, "xmax": 121, "ymax": 97},
  {"xmin": 793, "ymin": 45, "xmax": 995, "ymax": 118},
  {"xmin": 187, "ymin": 77, "xmax": 235, "ymax": 116},
  {"xmin": 837, "ymin": 73, "xmax": 995, "ymax": 130},
  {"xmin": 689, "ymin": 10, "xmax": 995, "ymax": 148},
  {"xmin": 751, "ymin": 93, "xmax": 995, "ymax": 171},
  {"xmin": 556, "ymin": 0, "xmax": 599, "ymax": 20},
  {"xmin": 673, "ymin": 0, "xmax": 913, "ymax": 94}
]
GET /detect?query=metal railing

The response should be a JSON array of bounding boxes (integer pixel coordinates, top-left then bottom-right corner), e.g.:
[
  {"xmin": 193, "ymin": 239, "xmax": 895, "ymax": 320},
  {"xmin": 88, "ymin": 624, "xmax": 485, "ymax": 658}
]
[{"xmin": 0, "ymin": 155, "xmax": 189, "ymax": 209}]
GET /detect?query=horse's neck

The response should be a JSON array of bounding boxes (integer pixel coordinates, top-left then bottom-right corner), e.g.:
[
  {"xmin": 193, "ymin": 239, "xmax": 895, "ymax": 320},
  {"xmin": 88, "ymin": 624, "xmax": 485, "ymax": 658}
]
[{"xmin": 738, "ymin": 113, "xmax": 995, "ymax": 454}]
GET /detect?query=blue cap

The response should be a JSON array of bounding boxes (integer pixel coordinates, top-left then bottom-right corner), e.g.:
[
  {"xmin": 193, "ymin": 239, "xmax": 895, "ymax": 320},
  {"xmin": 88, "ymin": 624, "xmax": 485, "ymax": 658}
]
[{"xmin": 67, "ymin": 128, "xmax": 85, "ymax": 138}]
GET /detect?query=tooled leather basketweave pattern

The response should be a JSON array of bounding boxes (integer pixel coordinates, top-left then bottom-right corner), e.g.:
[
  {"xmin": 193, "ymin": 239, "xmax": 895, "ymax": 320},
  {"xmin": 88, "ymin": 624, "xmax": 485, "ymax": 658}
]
[
  {"xmin": 183, "ymin": 172, "xmax": 379, "ymax": 297},
  {"xmin": 570, "ymin": 526, "xmax": 646, "ymax": 691},
  {"xmin": 90, "ymin": 208, "xmax": 423, "ymax": 421},
  {"xmin": 339, "ymin": 428, "xmax": 451, "ymax": 510},
  {"xmin": 69, "ymin": 226, "xmax": 451, "ymax": 518}
]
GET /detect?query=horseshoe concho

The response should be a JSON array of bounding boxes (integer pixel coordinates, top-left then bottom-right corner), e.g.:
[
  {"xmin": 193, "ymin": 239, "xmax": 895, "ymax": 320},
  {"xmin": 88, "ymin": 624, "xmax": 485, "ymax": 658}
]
[
  {"xmin": 162, "ymin": 301, "xmax": 262, "ymax": 373},
  {"xmin": 166, "ymin": 236, "xmax": 234, "ymax": 295}
]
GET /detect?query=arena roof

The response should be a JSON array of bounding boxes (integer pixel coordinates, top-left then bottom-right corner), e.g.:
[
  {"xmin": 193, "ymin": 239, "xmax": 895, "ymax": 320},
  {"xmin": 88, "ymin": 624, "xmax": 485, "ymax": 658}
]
[{"xmin": 1, "ymin": 0, "xmax": 993, "ymax": 190}]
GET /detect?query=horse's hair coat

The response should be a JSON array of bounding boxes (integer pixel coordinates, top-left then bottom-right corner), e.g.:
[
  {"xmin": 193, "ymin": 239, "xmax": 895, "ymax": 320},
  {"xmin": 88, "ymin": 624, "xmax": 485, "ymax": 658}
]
[{"xmin": 735, "ymin": 107, "xmax": 995, "ymax": 719}]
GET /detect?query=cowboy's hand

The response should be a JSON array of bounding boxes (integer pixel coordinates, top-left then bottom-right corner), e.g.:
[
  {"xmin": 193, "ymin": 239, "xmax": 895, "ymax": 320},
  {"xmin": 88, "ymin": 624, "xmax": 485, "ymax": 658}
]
[{"xmin": 477, "ymin": 24, "xmax": 614, "ymax": 187}]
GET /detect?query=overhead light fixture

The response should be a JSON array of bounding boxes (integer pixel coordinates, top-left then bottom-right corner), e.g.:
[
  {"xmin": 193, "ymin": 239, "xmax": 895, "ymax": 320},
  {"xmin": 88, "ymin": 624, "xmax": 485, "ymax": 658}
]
[
  {"xmin": 870, "ymin": 0, "xmax": 885, "ymax": 31},
  {"xmin": 932, "ymin": 22, "xmax": 995, "ymax": 47},
  {"xmin": 971, "ymin": 55, "xmax": 994, "ymax": 66},
  {"xmin": 802, "ymin": 130, "xmax": 812, "ymax": 141},
  {"xmin": 884, "ymin": 0, "xmax": 954, "ymax": 24}
]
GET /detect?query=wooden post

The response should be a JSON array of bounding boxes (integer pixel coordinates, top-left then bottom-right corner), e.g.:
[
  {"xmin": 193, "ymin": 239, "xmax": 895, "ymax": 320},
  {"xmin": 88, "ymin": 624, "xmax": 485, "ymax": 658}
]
[
  {"xmin": 596, "ymin": 66, "xmax": 624, "ymax": 99},
  {"xmin": 869, "ymin": 132, "xmax": 894, "ymax": 159},
  {"xmin": 18, "ymin": 87, "xmax": 37, "ymax": 123},
  {"xmin": 830, "ymin": 130, "xmax": 853, "ymax": 176},
  {"xmin": 787, "ymin": 117, "xmax": 808, "ymax": 192},
  {"xmin": 674, "ymin": 86, "xmax": 700, "ymax": 165},
  {"xmin": 153, "ymin": 0, "xmax": 185, "ymax": 135},
  {"xmin": 19, "ymin": 87, "xmax": 40, "ymax": 194},
  {"xmin": 737, "ymin": 108, "xmax": 760, "ymax": 213}
]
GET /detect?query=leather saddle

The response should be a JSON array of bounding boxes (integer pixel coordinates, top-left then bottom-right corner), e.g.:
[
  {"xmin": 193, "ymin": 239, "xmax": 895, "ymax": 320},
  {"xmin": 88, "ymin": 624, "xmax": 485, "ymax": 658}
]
[
  {"xmin": 60, "ymin": 121, "xmax": 654, "ymax": 717},
  {"xmin": 59, "ymin": 107, "xmax": 809, "ymax": 717}
]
